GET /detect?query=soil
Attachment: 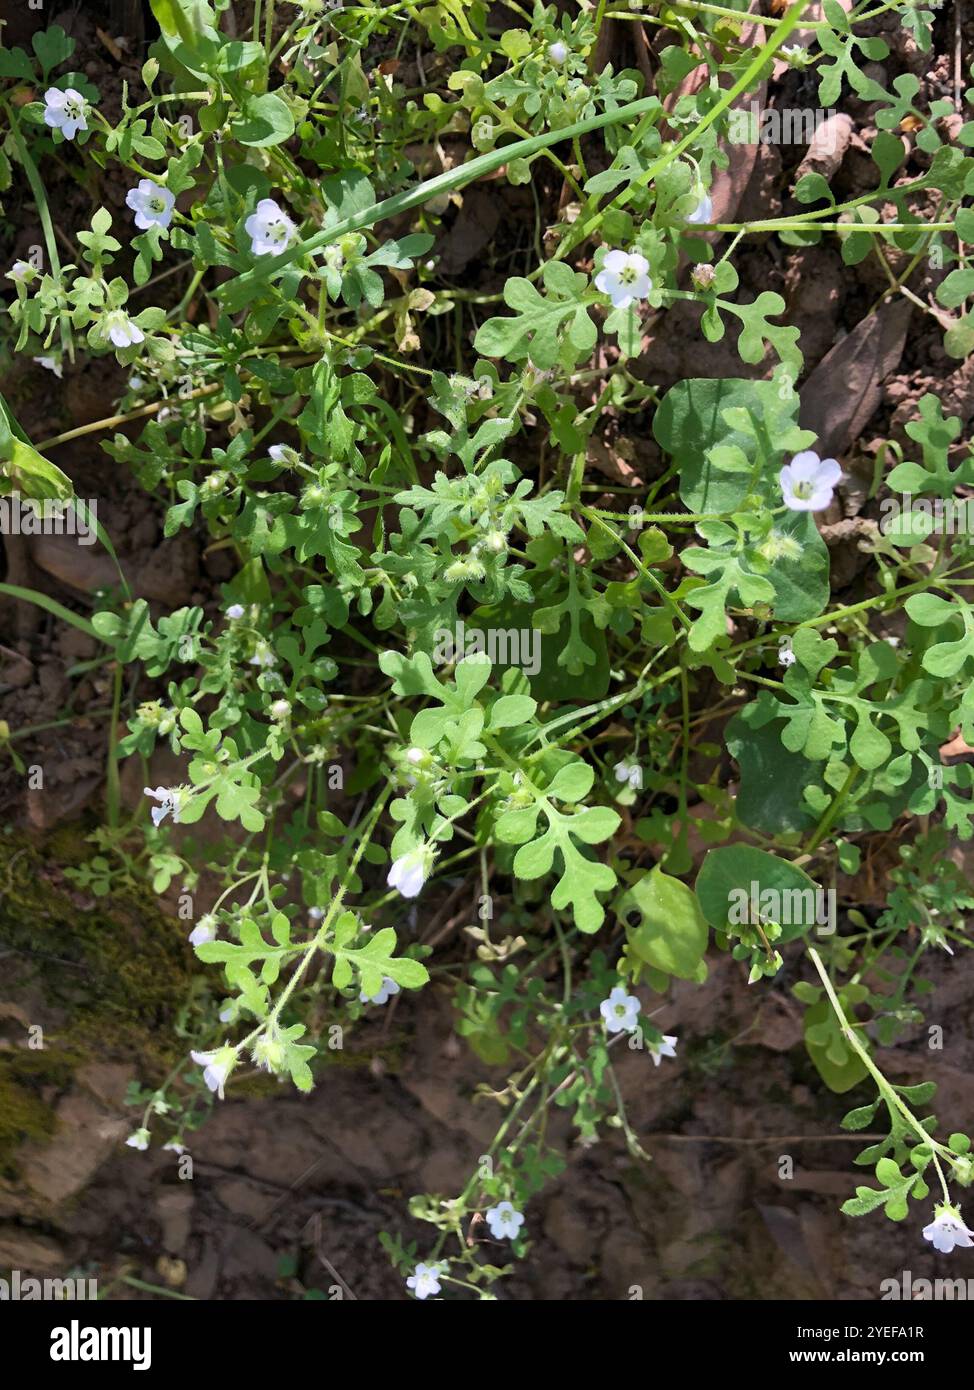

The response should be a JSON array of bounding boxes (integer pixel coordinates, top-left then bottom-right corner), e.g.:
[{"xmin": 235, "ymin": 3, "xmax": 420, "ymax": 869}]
[{"xmin": 0, "ymin": 1, "xmax": 972, "ymax": 1300}]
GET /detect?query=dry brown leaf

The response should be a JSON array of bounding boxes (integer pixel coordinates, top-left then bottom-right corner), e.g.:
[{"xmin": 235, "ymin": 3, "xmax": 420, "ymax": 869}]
[
  {"xmin": 940, "ymin": 731, "xmax": 974, "ymax": 761},
  {"xmin": 798, "ymin": 299, "xmax": 912, "ymax": 460}
]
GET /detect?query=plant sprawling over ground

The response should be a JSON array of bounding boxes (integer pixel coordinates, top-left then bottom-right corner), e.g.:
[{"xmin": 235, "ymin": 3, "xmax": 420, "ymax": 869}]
[{"xmin": 2, "ymin": 0, "xmax": 974, "ymax": 1297}]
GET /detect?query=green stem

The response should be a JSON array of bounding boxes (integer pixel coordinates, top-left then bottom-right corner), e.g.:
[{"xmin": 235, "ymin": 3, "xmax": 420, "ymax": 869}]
[{"xmin": 220, "ymin": 95, "xmax": 666, "ymax": 306}]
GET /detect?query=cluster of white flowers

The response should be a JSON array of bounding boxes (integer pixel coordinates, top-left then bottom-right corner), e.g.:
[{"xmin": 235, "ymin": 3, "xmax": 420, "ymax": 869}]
[{"xmin": 598, "ymin": 987, "xmax": 678, "ymax": 1065}]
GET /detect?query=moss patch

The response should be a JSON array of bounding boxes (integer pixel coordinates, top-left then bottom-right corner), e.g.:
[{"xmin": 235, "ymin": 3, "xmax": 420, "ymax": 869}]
[{"xmin": 0, "ymin": 827, "xmax": 196, "ymax": 1174}]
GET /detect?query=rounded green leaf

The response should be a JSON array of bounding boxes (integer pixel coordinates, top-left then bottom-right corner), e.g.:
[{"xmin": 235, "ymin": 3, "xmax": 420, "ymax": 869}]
[{"xmin": 616, "ymin": 865, "xmax": 709, "ymax": 980}]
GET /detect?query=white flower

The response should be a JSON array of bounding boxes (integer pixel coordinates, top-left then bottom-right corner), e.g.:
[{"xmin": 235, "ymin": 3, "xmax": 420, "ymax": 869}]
[
  {"xmin": 189, "ymin": 915, "xmax": 216, "ymax": 947},
  {"xmin": 387, "ymin": 846, "xmax": 431, "ymax": 899},
  {"xmin": 163, "ymin": 1139, "xmax": 187, "ymax": 1155},
  {"xmin": 269, "ymin": 699, "xmax": 291, "ymax": 721},
  {"xmin": 33, "ymin": 355, "xmax": 62, "ymax": 378},
  {"xmin": 105, "ymin": 310, "xmax": 144, "ymax": 349},
  {"xmin": 548, "ymin": 40, "xmax": 569, "ymax": 64},
  {"xmin": 686, "ymin": 192, "xmax": 713, "ymax": 225},
  {"xmin": 190, "ymin": 1047, "xmax": 235, "ymax": 1100},
  {"xmin": 249, "ymin": 641, "xmax": 276, "ymax": 668},
  {"xmin": 600, "ymin": 985, "xmax": 641, "ymax": 1034},
  {"xmin": 143, "ymin": 785, "xmax": 183, "ymax": 827},
  {"xmin": 360, "ymin": 976, "xmax": 401, "ymax": 1005},
  {"xmin": 7, "ymin": 260, "xmax": 34, "ymax": 283},
  {"xmin": 226, "ymin": 603, "xmax": 245, "ymax": 620},
  {"xmin": 125, "ymin": 1128, "xmax": 150, "ymax": 1151},
  {"xmin": 485, "ymin": 1201, "xmax": 525, "ymax": 1240},
  {"xmin": 922, "ymin": 1204, "xmax": 974, "ymax": 1254},
  {"xmin": 779, "ymin": 646, "xmax": 797, "ymax": 668},
  {"xmin": 44, "ymin": 87, "xmax": 88, "ymax": 140},
  {"xmin": 308, "ymin": 906, "xmax": 325, "ymax": 920},
  {"xmin": 406, "ymin": 746, "xmax": 427, "ymax": 766},
  {"xmin": 126, "ymin": 179, "xmax": 175, "ymax": 231},
  {"xmin": 594, "ymin": 249, "xmax": 652, "ymax": 310},
  {"xmin": 268, "ymin": 443, "xmax": 300, "ymax": 466},
  {"xmin": 406, "ymin": 1262, "xmax": 444, "ymax": 1300},
  {"xmin": 128, "ymin": 375, "xmax": 144, "ymax": 391},
  {"xmin": 779, "ymin": 450, "xmax": 842, "ymax": 512},
  {"xmin": 244, "ymin": 198, "xmax": 297, "ymax": 256},
  {"xmin": 649, "ymin": 1034, "xmax": 678, "ymax": 1067},
  {"xmin": 613, "ymin": 759, "xmax": 642, "ymax": 790}
]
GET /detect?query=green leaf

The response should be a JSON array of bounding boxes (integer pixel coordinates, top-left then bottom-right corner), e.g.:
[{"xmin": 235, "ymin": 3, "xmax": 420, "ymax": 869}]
[
  {"xmin": 616, "ymin": 865, "xmax": 709, "ymax": 980},
  {"xmin": 231, "ymin": 92, "xmax": 295, "ymax": 148},
  {"xmin": 696, "ymin": 846, "xmax": 823, "ymax": 942},
  {"xmin": 474, "ymin": 261, "xmax": 596, "ymax": 370},
  {"xmin": 803, "ymin": 1000, "xmax": 870, "ymax": 1093}
]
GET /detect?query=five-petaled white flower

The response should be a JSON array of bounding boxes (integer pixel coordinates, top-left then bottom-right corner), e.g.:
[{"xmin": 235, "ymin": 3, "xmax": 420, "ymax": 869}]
[
  {"xmin": 485, "ymin": 1201, "xmax": 525, "ymax": 1240},
  {"xmin": 686, "ymin": 192, "xmax": 713, "ymax": 225},
  {"xmin": 226, "ymin": 603, "xmax": 245, "ymax": 620},
  {"xmin": 779, "ymin": 644, "xmax": 797, "ymax": 668},
  {"xmin": 144, "ymin": 785, "xmax": 183, "ymax": 827},
  {"xmin": 126, "ymin": 179, "xmax": 176, "ymax": 231},
  {"xmin": 387, "ymin": 846, "xmax": 431, "ymax": 899},
  {"xmin": 7, "ymin": 260, "xmax": 34, "ymax": 283},
  {"xmin": 190, "ymin": 1047, "xmax": 235, "ymax": 1100},
  {"xmin": 600, "ymin": 985, "xmax": 641, "ymax": 1034},
  {"xmin": 360, "ymin": 976, "xmax": 401, "ymax": 1005},
  {"xmin": 105, "ymin": 310, "xmax": 144, "ymax": 349},
  {"xmin": 125, "ymin": 1128, "xmax": 150, "ymax": 1151},
  {"xmin": 594, "ymin": 249, "xmax": 652, "ymax": 310},
  {"xmin": 244, "ymin": 198, "xmax": 297, "ymax": 256},
  {"xmin": 189, "ymin": 915, "xmax": 216, "ymax": 947},
  {"xmin": 406, "ymin": 1262, "xmax": 444, "ymax": 1300},
  {"xmin": 649, "ymin": 1034, "xmax": 678, "ymax": 1067},
  {"xmin": 548, "ymin": 40, "xmax": 569, "ymax": 64},
  {"xmin": 779, "ymin": 450, "xmax": 841, "ymax": 512},
  {"xmin": 163, "ymin": 1139, "xmax": 187, "ymax": 1154},
  {"xmin": 922, "ymin": 1204, "xmax": 974, "ymax": 1254},
  {"xmin": 613, "ymin": 759, "xmax": 642, "ymax": 790},
  {"xmin": 44, "ymin": 87, "xmax": 88, "ymax": 140}
]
